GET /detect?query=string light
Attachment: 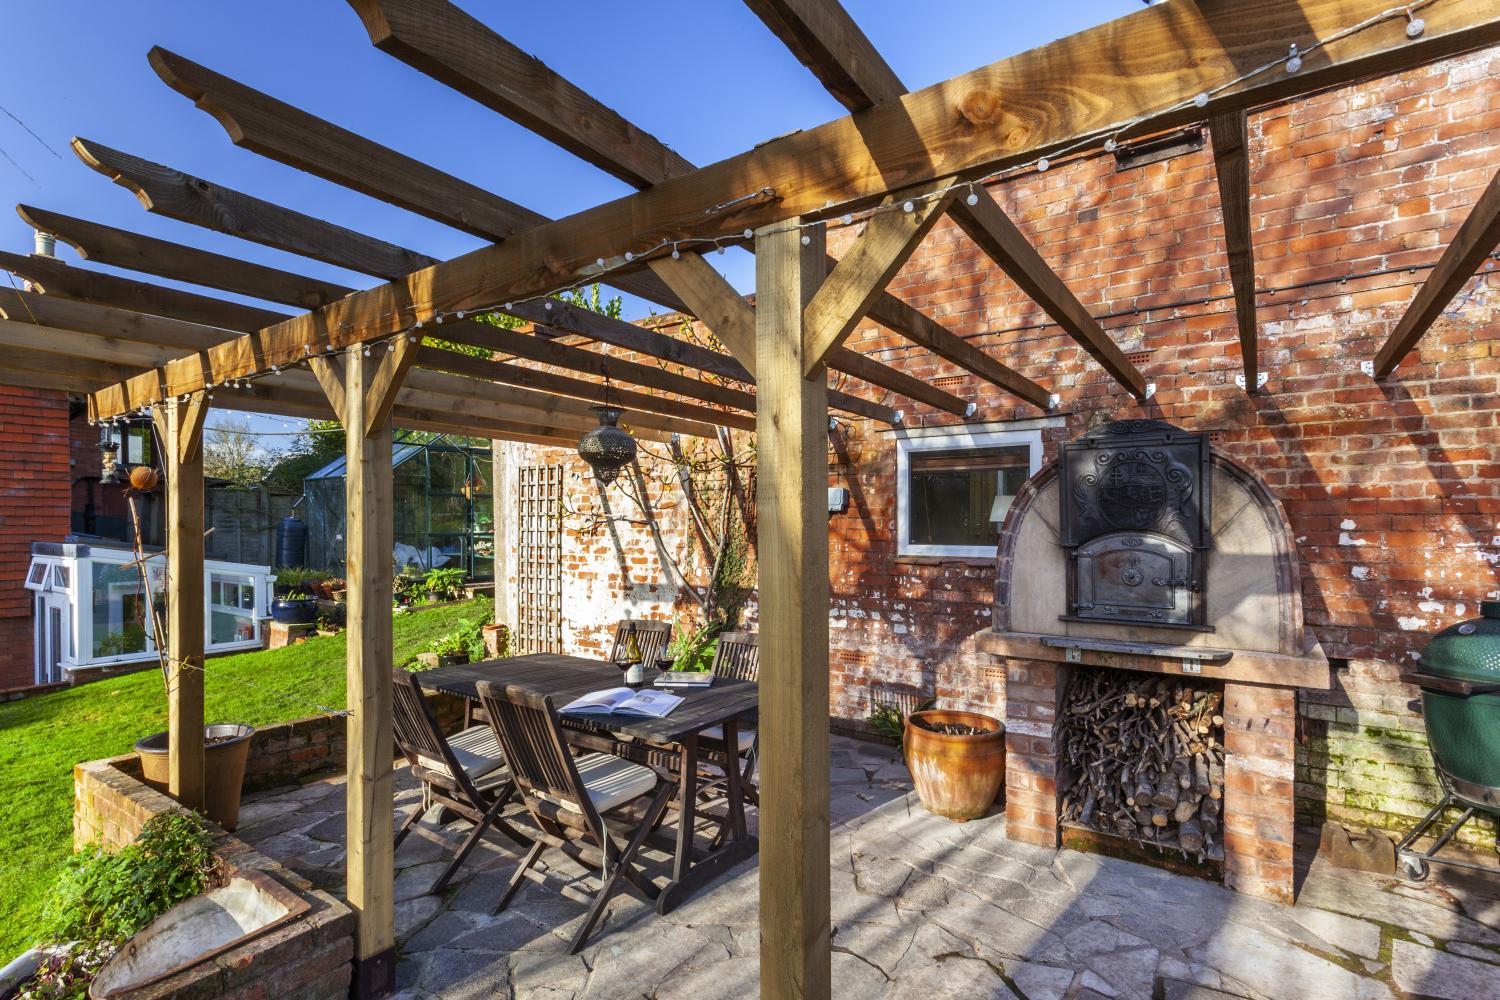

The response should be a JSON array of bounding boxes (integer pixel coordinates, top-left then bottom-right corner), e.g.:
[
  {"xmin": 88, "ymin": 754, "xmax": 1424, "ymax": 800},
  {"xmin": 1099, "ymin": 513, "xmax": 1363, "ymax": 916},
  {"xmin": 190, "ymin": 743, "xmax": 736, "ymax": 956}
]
[{"xmin": 102, "ymin": 0, "xmax": 1436, "ymax": 427}]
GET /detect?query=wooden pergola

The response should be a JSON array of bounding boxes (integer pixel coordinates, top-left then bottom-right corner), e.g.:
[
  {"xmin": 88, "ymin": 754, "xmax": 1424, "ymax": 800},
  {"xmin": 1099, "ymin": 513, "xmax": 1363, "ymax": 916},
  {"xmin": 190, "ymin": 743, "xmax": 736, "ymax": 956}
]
[{"xmin": 6, "ymin": 1, "xmax": 1500, "ymax": 996}]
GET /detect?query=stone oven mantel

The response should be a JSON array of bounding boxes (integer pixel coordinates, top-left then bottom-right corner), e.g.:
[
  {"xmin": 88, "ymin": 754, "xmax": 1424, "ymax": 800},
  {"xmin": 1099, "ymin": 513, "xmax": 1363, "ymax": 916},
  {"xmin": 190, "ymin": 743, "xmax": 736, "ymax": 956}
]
[{"xmin": 977, "ymin": 629, "xmax": 1331, "ymax": 691}]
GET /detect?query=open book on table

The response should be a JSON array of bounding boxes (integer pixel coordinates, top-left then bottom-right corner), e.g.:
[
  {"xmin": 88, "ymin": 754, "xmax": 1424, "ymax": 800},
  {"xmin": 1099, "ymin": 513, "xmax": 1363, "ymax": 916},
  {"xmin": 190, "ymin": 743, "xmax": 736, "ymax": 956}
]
[{"xmin": 560, "ymin": 687, "xmax": 684, "ymax": 719}]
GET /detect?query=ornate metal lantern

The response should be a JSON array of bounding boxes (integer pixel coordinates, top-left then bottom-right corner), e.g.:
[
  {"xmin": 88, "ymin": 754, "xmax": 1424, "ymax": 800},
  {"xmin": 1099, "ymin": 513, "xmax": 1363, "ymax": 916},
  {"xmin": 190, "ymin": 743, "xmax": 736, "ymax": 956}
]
[
  {"xmin": 98, "ymin": 423, "xmax": 121, "ymax": 485},
  {"xmin": 577, "ymin": 406, "xmax": 637, "ymax": 484}
]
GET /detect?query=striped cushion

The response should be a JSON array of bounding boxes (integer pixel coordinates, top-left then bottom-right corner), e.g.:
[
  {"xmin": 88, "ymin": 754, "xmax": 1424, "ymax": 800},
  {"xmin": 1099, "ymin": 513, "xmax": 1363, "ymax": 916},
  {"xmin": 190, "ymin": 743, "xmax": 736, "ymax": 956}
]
[
  {"xmin": 542, "ymin": 753, "xmax": 658, "ymax": 814},
  {"xmin": 416, "ymin": 725, "xmax": 506, "ymax": 780}
]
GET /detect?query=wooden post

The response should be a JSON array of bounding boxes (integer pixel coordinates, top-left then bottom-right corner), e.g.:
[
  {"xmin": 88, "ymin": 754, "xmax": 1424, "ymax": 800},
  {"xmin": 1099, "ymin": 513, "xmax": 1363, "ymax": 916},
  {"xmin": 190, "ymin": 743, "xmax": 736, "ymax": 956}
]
[
  {"xmin": 154, "ymin": 393, "xmax": 208, "ymax": 811},
  {"xmin": 756, "ymin": 219, "xmax": 831, "ymax": 1000},
  {"xmin": 317, "ymin": 345, "xmax": 406, "ymax": 998},
  {"xmin": 492, "ymin": 441, "xmax": 517, "ymax": 632}
]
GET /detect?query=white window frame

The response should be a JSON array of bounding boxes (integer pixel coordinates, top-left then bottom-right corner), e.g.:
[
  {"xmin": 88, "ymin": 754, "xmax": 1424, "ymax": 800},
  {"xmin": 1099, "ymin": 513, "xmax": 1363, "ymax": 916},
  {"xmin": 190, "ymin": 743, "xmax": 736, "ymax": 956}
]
[{"xmin": 893, "ymin": 423, "xmax": 1044, "ymax": 559}]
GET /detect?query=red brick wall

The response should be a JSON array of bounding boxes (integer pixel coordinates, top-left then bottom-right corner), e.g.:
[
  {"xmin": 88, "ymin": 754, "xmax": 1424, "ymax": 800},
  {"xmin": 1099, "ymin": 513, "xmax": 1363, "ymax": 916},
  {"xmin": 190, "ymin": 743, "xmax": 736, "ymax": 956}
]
[
  {"xmin": 512, "ymin": 48, "xmax": 1499, "ymax": 842},
  {"xmin": 0, "ymin": 386, "xmax": 72, "ymax": 690}
]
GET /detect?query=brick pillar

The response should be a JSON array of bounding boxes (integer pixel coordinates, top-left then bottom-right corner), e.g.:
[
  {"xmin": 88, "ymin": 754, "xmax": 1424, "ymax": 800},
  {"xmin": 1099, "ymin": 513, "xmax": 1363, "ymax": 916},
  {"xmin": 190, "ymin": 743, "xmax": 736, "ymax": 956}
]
[
  {"xmin": 1222, "ymin": 682, "xmax": 1297, "ymax": 903},
  {"xmin": 1003, "ymin": 658, "xmax": 1067, "ymax": 847}
]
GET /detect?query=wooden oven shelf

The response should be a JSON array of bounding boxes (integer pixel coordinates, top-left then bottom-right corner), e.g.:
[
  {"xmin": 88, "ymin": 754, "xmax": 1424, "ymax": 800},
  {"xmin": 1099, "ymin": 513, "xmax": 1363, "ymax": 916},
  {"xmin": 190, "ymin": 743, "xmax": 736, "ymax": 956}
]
[{"xmin": 1041, "ymin": 635, "xmax": 1233, "ymax": 663}]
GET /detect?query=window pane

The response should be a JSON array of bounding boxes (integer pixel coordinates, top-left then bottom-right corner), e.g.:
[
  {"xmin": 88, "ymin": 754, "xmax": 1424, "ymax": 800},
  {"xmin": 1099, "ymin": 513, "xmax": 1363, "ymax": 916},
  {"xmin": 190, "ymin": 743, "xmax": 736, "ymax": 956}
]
[
  {"xmin": 209, "ymin": 571, "xmax": 257, "ymax": 645},
  {"xmin": 91, "ymin": 562, "xmax": 150, "ymax": 658},
  {"xmin": 907, "ymin": 445, "xmax": 1029, "ymax": 548}
]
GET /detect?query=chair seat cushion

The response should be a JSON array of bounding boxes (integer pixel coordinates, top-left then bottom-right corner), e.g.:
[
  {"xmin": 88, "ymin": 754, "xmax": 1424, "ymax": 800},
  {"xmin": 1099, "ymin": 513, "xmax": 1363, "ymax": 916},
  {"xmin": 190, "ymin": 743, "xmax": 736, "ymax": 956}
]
[
  {"xmin": 543, "ymin": 753, "xmax": 658, "ymax": 814},
  {"xmin": 700, "ymin": 724, "xmax": 756, "ymax": 754},
  {"xmin": 416, "ymin": 724, "xmax": 506, "ymax": 780}
]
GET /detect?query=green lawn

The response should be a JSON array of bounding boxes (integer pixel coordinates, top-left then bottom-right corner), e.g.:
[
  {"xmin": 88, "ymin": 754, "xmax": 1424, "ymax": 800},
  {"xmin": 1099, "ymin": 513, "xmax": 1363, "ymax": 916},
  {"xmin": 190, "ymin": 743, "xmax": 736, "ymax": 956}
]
[{"xmin": 0, "ymin": 598, "xmax": 488, "ymax": 961}]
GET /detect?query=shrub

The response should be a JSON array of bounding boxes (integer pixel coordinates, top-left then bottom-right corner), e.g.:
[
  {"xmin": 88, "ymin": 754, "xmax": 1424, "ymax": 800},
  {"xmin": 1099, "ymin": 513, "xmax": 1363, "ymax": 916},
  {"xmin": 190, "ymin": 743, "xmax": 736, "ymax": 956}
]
[{"xmin": 40, "ymin": 812, "xmax": 217, "ymax": 947}]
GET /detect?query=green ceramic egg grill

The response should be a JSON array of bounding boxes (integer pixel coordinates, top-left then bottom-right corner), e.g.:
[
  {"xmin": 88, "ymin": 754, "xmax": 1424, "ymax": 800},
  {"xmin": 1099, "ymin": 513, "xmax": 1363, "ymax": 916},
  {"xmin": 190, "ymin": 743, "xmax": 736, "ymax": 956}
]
[{"xmin": 1395, "ymin": 601, "xmax": 1500, "ymax": 881}]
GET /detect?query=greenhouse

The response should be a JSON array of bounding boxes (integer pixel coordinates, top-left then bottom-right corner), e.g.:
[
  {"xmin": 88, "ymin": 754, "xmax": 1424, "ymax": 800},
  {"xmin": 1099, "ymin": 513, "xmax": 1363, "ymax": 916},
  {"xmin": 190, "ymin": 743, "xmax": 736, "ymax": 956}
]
[{"xmin": 300, "ymin": 434, "xmax": 494, "ymax": 580}]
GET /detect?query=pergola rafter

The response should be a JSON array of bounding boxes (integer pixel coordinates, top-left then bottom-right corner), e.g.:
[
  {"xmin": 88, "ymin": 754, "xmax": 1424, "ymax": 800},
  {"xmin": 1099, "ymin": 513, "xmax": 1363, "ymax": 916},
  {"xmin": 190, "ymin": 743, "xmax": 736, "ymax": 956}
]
[{"xmin": 344, "ymin": 0, "xmax": 1030, "ymax": 410}]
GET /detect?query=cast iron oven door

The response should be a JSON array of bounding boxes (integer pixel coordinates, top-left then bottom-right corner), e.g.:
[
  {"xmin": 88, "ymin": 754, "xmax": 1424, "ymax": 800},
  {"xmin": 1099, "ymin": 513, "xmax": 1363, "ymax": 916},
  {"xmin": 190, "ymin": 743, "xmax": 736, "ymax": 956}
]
[{"xmin": 1070, "ymin": 532, "xmax": 1196, "ymax": 626}]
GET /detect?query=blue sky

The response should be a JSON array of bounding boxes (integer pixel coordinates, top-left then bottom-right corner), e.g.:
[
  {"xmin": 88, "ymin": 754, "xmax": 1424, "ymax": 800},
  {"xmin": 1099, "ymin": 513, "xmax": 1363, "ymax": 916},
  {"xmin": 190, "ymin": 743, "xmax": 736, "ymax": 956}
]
[{"xmin": 0, "ymin": 0, "xmax": 1137, "ymax": 437}]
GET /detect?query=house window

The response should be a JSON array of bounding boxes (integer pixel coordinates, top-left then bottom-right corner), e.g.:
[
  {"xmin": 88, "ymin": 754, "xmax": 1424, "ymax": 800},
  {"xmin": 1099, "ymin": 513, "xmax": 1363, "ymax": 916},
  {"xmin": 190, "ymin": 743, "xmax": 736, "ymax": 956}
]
[{"xmin": 895, "ymin": 426, "xmax": 1042, "ymax": 558}]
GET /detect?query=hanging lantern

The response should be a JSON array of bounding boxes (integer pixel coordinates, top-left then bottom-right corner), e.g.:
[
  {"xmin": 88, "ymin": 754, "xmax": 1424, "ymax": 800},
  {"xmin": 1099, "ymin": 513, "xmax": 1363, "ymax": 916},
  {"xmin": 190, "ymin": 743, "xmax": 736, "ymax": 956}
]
[
  {"xmin": 98, "ymin": 424, "xmax": 120, "ymax": 485},
  {"xmin": 577, "ymin": 406, "xmax": 637, "ymax": 484}
]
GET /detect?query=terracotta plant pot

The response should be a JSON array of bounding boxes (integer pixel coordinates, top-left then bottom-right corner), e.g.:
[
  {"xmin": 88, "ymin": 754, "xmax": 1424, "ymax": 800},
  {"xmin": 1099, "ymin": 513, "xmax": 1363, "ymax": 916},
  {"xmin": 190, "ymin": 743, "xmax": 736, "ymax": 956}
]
[
  {"xmin": 135, "ymin": 724, "xmax": 256, "ymax": 831},
  {"xmin": 903, "ymin": 709, "xmax": 1006, "ymax": 822}
]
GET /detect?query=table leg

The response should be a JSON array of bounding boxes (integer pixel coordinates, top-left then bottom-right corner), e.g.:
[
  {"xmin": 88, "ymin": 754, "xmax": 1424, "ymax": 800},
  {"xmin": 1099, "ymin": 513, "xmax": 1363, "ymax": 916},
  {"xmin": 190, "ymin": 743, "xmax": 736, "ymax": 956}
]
[
  {"xmin": 672, "ymin": 733, "xmax": 698, "ymax": 887},
  {"xmin": 723, "ymin": 717, "xmax": 748, "ymax": 843}
]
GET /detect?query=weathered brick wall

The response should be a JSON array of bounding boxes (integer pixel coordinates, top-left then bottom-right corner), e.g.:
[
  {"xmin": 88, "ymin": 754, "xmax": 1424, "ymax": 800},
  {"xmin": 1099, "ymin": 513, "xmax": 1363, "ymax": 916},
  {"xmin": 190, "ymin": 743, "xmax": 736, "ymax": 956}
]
[
  {"xmin": 0, "ymin": 386, "xmax": 72, "ymax": 690},
  {"xmin": 504, "ymin": 49, "xmax": 1499, "ymax": 844}
]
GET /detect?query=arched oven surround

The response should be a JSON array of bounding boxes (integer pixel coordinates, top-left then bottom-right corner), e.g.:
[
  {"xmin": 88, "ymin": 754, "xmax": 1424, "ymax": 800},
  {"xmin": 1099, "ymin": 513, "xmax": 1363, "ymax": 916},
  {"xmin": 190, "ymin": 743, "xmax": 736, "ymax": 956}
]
[{"xmin": 976, "ymin": 420, "xmax": 1331, "ymax": 903}]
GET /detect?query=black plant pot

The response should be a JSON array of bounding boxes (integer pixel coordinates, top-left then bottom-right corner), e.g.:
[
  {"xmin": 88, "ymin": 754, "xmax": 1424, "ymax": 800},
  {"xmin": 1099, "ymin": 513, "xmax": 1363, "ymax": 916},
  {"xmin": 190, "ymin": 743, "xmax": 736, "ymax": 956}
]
[
  {"xmin": 271, "ymin": 597, "xmax": 318, "ymax": 625},
  {"xmin": 436, "ymin": 653, "xmax": 470, "ymax": 668}
]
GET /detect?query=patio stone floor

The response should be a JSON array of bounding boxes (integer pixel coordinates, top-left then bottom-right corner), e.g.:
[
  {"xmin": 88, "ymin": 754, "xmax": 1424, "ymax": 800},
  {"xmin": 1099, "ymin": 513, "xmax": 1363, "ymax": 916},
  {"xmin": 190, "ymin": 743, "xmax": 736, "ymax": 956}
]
[{"xmin": 236, "ymin": 736, "xmax": 1500, "ymax": 999}]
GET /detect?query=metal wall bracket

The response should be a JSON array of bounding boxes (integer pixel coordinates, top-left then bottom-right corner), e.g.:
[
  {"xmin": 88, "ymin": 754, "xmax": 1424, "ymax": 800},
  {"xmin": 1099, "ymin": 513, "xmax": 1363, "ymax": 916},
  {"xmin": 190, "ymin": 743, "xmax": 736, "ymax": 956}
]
[
  {"xmin": 1360, "ymin": 360, "xmax": 1375, "ymax": 377},
  {"xmin": 1234, "ymin": 371, "xmax": 1268, "ymax": 390},
  {"xmin": 1144, "ymin": 383, "xmax": 1157, "ymax": 399},
  {"xmin": 1048, "ymin": 393, "xmax": 1062, "ymax": 410}
]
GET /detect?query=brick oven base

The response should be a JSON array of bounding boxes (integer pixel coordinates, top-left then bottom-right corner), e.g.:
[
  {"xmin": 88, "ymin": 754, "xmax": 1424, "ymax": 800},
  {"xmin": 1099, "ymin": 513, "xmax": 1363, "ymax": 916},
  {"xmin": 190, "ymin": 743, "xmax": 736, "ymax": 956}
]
[{"xmin": 983, "ymin": 639, "xmax": 1313, "ymax": 905}]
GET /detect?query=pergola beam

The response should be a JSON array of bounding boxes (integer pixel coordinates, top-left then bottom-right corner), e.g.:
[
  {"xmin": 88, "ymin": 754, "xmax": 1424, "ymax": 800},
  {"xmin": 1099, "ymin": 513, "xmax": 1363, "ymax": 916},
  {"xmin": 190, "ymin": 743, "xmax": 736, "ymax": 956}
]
[
  {"xmin": 951, "ymin": 187, "xmax": 1147, "ymax": 398},
  {"xmin": 75, "ymin": 138, "xmax": 438, "ymax": 281},
  {"xmin": 416, "ymin": 345, "xmax": 752, "ymax": 433},
  {"xmin": 0, "ymin": 286, "xmax": 237, "ymax": 352},
  {"xmin": 0, "ymin": 250, "xmax": 289, "ymax": 332},
  {"xmin": 1208, "ymin": 108, "xmax": 1261, "ymax": 391},
  {"xmin": 1372, "ymin": 162, "xmax": 1500, "ymax": 379},
  {"xmin": 18, "ymin": 205, "xmax": 353, "ymax": 310},
  {"xmin": 744, "ymin": 0, "xmax": 1130, "ymax": 400},
  {"xmin": 348, "ymin": 0, "xmax": 975, "ymax": 414},
  {"xmin": 743, "ymin": 0, "xmax": 905, "ymax": 112},
  {"xmin": 90, "ymin": 0, "xmax": 1500, "ymax": 418},
  {"xmin": 147, "ymin": 48, "xmax": 686, "ymax": 313}
]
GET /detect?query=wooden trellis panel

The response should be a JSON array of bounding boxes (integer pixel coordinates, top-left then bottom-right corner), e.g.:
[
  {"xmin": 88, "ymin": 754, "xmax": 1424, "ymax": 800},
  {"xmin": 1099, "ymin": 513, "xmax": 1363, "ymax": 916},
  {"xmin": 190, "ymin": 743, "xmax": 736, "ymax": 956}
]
[{"xmin": 515, "ymin": 464, "xmax": 564, "ymax": 654}]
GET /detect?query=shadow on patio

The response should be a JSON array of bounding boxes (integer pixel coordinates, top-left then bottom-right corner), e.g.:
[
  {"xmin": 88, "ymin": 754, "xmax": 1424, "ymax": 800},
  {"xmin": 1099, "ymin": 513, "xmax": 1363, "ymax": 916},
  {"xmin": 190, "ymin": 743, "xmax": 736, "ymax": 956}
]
[{"xmin": 235, "ymin": 736, "xmax": 1500, "ymax": 1000}]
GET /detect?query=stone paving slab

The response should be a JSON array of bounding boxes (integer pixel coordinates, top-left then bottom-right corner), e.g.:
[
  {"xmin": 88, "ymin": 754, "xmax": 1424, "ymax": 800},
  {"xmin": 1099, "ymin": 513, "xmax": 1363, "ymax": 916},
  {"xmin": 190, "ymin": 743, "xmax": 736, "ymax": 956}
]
[{"xmin": 238, "ymin": 735, "xmax": 1500, "ymax": 999}]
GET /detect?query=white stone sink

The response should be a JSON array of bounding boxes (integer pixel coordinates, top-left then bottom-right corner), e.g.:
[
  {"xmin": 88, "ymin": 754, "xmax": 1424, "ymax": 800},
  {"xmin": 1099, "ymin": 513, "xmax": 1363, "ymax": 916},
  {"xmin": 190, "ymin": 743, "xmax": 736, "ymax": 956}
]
[{"xmin": 90, "ymin": 869, "xmax": 308, "ymax": 999}]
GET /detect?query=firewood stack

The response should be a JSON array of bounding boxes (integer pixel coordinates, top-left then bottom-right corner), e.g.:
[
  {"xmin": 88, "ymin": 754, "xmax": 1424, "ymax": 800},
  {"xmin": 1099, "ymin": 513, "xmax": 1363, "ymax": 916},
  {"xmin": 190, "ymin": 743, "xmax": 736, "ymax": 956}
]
[{"xmin": 1057, "ymin": 668, "xmax": 1226, "ymax": 861}]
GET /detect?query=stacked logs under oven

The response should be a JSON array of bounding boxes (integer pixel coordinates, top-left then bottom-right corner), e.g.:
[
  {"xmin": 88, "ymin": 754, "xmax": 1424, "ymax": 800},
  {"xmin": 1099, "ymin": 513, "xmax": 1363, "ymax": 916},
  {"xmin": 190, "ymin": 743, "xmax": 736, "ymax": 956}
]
[{"xmin": 1058, "ymin": 668, "xmax": 1226, "ymax": 860}]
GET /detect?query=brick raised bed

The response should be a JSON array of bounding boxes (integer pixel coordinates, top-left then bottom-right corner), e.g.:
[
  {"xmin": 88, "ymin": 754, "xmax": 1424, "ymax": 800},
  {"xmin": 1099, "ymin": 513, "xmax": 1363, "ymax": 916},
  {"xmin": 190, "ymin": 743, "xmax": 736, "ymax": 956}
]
[{"xmin": 74, "ymin": 755, "xmax": 354, "ymax": 999}]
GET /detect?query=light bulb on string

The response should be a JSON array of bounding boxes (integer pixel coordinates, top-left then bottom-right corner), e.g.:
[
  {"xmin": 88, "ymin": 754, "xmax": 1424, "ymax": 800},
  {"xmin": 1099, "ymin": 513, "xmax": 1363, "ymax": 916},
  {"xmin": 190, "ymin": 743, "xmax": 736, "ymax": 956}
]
[
  {"xmin": 1406, "ymin": 15, "xmax": 1425, "ymax": 38},
  {"xmin": 1285, "ymin": 44, "xmax": 1302, "ymax": 74},
  {"xmin": 1037, "ymin": 158, "xmax": 1050, "ymax": 172},
  {"xmin": 902, "ymin": 200, "xmax": 914, "ymax": 213}
]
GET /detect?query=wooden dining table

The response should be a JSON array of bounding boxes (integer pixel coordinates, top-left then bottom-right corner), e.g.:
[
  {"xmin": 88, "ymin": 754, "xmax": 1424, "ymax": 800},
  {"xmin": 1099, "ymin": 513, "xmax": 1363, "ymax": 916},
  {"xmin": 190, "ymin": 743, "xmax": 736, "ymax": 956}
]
[{"xmin": 416, "ymin": 652, "xmax": 759, "ymax": 913}]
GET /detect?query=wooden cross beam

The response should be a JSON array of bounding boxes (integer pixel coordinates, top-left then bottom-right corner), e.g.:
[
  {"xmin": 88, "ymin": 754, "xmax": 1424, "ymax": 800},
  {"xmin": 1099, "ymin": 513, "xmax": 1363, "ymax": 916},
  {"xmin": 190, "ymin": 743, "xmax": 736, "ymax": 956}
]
[
  {"xmin": 18, "ymin": 205, "xmax": 353, "ymax": 310},
  {"xmin": 1208, "ymin": 108, "xmax": 1261, "ymax": 392},
  {"xmin": 744, "ymin": 0, "xmax": 1142, "ymax": 399},
  {"xmin": 0, "ymin": 287, "xmax": 232, "ymax": 352},
  {"xmin": 90, "ymin": 0, "xmax": 1500, "ymax": 418},
  {"xmin": 415, "ymin": 345, "xmax": 755, "ymax": 433},
  {"xmin": 499, "ymin": 299, "xmax": 914, "ymax": 423},
  {"xmin": 76, "ymin": 132, "xmax": 911, "ymax": 423},
  {"xmin": 75, "ymin": 138, "xmax": 438, "ymax": 280},
  {"xmin": 147, "ymin": 47, "xmax": 686, "ymax": 313},
  {"xmin": 345, "ymin": 0, "xmax": 1011, "ymax": 411},
  {"xmin": 1372, "ymin": 162, "xmax": 1500, "ymax": 379},
  {"xmin": 0, "ymin": 249, "xmax": 290, "ymax": 331}
]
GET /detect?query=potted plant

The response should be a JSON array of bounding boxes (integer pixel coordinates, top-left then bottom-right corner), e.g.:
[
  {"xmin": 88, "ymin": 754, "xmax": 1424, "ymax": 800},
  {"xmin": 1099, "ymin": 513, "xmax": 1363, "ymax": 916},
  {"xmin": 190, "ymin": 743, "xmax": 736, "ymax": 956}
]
[
  {"xmin": 423, "ymin": 566, "xmax": 467, "ymax": 603},
  {"xmin": 270, "ymin": 590, "xmax": 318, "ymax": 625},
  {"xmin": 430, "ymin": 630, "xmax": 470, "ymax": 668},
  {"xmin": 903, "ymin": 708, "xmax": 1007, "ymax": 822}
]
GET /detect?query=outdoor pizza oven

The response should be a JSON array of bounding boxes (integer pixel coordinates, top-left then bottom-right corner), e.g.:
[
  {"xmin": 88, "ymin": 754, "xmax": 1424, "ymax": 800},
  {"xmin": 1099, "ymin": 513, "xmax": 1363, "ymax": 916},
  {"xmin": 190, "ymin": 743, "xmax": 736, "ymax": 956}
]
[
  {"xmin": 978, "ymin": 417, "xmax": 1333, "ymax": 904},
  {"xmin": 1060, "ymin": 420, "xmax": 1212, "ymax": 629}
]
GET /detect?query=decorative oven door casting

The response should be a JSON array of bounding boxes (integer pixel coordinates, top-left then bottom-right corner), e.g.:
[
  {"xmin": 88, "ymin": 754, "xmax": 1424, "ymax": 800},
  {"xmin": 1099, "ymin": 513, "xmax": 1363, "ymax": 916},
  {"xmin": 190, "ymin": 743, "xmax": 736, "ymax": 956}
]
[
  {"xmin": 1071, "ymin": 532, "xmax": 1196, "ymax": 624},
  {"xmin": 1059, "ymin": 420, "xmax": 1212, "ymax": 629}
]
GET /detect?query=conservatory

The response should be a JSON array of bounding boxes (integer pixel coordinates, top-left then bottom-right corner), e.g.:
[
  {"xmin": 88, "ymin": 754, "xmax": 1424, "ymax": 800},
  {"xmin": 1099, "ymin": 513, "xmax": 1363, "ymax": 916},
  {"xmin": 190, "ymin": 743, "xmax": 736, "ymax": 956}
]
[
  {"xmin": 24, "ymin": 540, "xmax": 273, "ymax": 686},
  {"xmin": 301, "ymin": 434, "xmax": 494, "ymax": 579}
]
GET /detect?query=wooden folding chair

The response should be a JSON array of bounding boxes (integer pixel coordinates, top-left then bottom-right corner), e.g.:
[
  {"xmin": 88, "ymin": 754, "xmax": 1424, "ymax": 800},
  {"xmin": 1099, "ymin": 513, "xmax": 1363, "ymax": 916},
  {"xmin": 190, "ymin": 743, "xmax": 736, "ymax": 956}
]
[
  {"xmin": 477, "ymin": 679, "xmax": 673, "ymax": 954},
  {"xmin": 695, "ymin": 633, "xmax": 760, "ymax": 841},
  {"xmin": 608, "ymin": 618, "xmax": 673, "ymax": 667},
  {"xmin": 391, "ymin": 669, "xmax": 531, "ymax": 894}
]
